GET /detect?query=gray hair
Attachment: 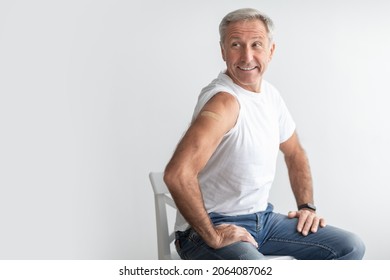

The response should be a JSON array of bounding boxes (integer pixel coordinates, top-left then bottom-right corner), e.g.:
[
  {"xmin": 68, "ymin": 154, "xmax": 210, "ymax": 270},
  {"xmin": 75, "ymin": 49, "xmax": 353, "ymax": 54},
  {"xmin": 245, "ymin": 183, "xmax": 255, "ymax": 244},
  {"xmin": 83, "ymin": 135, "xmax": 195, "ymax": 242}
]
[{"xmin": 219, "ymin": 8, "xmax": 275, "ymax": 44}]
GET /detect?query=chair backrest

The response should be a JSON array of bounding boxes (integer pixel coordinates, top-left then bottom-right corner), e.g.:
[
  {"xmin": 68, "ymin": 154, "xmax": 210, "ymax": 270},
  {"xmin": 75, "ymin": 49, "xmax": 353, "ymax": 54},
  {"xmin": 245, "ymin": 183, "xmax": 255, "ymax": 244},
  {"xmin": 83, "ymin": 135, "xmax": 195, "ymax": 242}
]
[{"xmin": 149, "ymin": 172, "xmax": 180, "ymax": 260}]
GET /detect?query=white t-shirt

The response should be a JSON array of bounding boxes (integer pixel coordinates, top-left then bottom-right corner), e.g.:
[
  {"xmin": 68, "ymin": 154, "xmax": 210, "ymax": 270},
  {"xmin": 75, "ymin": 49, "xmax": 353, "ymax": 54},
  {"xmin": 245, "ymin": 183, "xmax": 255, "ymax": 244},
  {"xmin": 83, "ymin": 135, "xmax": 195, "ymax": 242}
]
[{"xmin": 174, "ymin": 72, "xmax": 296, "ymax": 232}]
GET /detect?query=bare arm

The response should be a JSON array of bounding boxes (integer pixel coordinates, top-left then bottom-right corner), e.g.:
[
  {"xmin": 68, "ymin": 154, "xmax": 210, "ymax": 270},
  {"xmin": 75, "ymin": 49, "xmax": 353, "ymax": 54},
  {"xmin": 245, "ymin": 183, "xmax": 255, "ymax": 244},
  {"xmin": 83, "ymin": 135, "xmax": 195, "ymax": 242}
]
[
  {"xmin": 164, "ymin": 92, "xmax": 257, "ymax": 249},
  {"xmin": 280, "ymin": 132, "xmax": 326, "ymax": 235},
  {"xmin": 280, "ymin": 132, "xmax": 314, "ymax": 206}
]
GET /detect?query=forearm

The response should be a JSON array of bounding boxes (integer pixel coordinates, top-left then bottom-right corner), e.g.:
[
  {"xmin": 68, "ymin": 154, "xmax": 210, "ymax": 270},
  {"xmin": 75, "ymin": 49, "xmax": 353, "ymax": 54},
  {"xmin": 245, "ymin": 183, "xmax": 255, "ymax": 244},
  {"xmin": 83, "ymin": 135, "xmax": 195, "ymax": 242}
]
[
  {"xmin": 281, "ymin": 133, "xmax": 325, "ymax": 234},
  {"xmin": 284, "ymin": 147, "xmax": 314, "ymax": 207},
  {"xmin": 164, "ymin": 166, "xmax": 219, "ymax": 247}
]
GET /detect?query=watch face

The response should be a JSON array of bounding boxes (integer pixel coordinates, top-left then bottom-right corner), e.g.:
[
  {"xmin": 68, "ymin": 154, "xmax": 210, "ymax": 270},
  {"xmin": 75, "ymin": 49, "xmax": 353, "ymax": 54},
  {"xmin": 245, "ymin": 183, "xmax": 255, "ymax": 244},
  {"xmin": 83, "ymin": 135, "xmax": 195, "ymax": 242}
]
[{"xmin": 307, "ymin": 203, "xmax": 316, "ymax": 210}]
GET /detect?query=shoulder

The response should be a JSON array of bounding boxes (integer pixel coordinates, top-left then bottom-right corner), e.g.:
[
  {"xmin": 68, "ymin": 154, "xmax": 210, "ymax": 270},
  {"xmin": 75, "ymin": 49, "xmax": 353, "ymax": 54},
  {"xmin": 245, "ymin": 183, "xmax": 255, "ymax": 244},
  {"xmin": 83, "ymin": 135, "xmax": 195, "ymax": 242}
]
[
  {"xmin": 192, "ymin": 91, "xmax": 239, "ymax": 136},
  {"xmin": 198, "ymin": 92, "xmax": 239, "ymax": 122},
  {"xmin": 204, "ymin": 92, "xmax": 239, "ymax": 112},
  {"xmin": 194, "ymin": 73, "xmax": 239, "ymax": 119},
  {"xmin": 199, "ymin": 73, "xmax": 237, "ymax": 101}
]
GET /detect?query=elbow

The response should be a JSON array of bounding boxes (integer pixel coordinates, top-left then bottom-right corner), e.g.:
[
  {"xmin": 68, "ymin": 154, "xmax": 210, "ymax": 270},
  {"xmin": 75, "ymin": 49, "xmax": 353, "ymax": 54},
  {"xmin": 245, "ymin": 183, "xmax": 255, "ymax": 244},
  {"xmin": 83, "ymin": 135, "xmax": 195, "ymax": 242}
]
[
  {"xmin": 163, "ymin": 166, "xmax": 177, "ymax": 191},
  {"xmin": 163, "ymin": 164, "xmax": 197, "ymax": 194}
]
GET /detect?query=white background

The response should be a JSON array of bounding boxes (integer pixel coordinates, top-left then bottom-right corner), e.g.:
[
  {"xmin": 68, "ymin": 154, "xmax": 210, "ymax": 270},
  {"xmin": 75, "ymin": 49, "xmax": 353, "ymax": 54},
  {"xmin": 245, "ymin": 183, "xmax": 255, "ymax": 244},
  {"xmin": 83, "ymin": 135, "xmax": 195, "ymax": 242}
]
[{"xmin": 0, "ymin": 0, "xmax": 389, "ymax": 259}]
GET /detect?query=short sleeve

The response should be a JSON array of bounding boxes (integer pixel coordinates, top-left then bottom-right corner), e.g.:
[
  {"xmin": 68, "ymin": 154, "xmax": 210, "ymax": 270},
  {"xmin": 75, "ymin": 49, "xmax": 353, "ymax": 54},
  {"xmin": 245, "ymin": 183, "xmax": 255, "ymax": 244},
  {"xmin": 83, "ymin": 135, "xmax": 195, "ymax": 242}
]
[{"xmin": 278, "ymin": 97, "xmax": 296, "ymax": 143}]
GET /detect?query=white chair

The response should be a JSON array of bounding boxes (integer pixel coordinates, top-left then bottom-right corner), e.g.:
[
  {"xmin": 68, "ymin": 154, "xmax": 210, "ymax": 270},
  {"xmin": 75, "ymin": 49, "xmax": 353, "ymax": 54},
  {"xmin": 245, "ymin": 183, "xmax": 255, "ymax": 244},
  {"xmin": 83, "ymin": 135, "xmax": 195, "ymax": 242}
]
[
  {"xmin": 149, "ymin": 172, "xmax": 180, "ymax": 259},
  {"xmin": 149, "ymin": 172, "xmax": 294, "ymax": 260}
]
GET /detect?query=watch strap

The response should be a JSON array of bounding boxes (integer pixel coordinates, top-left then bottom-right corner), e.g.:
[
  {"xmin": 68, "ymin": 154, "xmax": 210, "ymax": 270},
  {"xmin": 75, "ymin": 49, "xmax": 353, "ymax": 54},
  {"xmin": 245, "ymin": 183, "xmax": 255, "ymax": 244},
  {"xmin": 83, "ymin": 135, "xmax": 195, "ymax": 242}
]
[{"xmin": 298, "ymin": 203, "xmax": 316, "ymax": 211}]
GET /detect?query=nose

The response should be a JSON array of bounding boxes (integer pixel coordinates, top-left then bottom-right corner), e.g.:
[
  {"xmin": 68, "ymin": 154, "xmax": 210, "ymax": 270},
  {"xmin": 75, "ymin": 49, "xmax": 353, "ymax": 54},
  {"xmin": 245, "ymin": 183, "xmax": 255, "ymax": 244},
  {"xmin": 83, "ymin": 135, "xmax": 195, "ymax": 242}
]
[{"xmin": 241, "ymin": 46, "xmax": 253, "ymax": 64}]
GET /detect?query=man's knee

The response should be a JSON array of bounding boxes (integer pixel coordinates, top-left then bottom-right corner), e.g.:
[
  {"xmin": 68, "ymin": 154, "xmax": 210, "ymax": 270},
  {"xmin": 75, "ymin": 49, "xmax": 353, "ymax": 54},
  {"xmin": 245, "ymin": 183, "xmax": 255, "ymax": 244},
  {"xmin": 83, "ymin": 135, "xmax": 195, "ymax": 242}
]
[{"xmin": 337, "ymin": 231, "xmax": 365, "ymax": 260}]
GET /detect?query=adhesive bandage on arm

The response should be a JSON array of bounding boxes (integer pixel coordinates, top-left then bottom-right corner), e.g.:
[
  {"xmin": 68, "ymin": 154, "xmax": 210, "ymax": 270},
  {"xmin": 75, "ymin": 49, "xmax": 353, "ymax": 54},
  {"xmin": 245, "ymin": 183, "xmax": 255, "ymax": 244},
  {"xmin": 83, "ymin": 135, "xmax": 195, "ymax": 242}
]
[{"xmin": 199, "ymin": 110, "xmax": 222, "ymax": 121}]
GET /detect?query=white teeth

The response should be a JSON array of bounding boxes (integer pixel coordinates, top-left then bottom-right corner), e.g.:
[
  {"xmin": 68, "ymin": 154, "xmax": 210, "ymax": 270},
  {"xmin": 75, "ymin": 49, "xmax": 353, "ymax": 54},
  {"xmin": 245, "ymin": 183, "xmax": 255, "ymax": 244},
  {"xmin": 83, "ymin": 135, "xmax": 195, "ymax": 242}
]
[{"xmin": 239, "ymin": 66, "xmax": 256, "ymax": 71}]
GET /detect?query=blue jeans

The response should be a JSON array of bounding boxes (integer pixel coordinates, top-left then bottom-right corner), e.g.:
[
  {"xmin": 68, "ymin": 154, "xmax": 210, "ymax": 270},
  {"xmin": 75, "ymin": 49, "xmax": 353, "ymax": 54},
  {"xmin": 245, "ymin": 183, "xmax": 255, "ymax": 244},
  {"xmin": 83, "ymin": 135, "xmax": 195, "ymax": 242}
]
[{"xmin": 175, "ymin": 204, "xmax": 365, "ymax": 260}]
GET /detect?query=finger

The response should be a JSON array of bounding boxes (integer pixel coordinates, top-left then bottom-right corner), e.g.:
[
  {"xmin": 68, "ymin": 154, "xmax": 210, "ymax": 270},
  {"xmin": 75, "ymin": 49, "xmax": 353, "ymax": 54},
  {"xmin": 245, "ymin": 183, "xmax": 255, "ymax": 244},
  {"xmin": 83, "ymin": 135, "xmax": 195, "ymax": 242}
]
[
  {"xmin": 301, "ymin": 213, "xmax": 315, "ymax": 236},
  {"xmin": 310, "ymin": 216, "xmax": 320, "ymax": 233},
  {"xmin": 296, "ymin": 211, "xmax": 308, "ymax": 233},
  {"xmin": 234, "ymin": 225, "xmax": 258, "ymax": 248},
  {"xmin": 245, "ymin": 234, "xmax": 259, "ymax": 248},
  {"xmin": 288, "ymin": 211, "xmax": 298, "ymax": 219},
  {"xmin": 319, "ymin": 218, "xmax": 327, "ymax": 228},
  {"xmin": 216, "ymin": 224, "xmax": 258, "ymax": 248}
]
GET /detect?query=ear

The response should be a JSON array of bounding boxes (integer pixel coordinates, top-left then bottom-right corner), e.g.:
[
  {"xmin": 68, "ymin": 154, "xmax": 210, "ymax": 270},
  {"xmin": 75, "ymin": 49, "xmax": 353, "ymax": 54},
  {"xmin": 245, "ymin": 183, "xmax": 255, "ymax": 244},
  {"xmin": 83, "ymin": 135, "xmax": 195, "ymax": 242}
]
[
  {"xmin": 268, "ymin": 42, "xmax": 276, "ymax": 62},
  {"xmin": 220, "ymin": 41, "xmax": 226, "ymax": 62}
]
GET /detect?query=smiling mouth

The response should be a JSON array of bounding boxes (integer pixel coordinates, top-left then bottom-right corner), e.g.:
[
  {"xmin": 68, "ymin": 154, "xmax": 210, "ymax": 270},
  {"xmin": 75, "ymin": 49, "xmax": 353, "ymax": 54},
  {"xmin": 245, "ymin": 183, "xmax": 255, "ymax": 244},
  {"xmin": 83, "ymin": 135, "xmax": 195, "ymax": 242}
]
[{"xmin": 238, "ymin": 66, "xmax": 257, "ymax": 71}]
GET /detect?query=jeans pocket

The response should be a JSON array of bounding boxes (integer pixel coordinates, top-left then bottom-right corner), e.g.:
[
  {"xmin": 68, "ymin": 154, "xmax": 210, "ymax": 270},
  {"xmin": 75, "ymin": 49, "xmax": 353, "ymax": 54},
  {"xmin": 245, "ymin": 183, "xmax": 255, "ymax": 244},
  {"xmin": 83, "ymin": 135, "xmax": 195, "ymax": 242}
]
[
  {"xmin": 175, "ymin": 239, "xmax": 183, "ymax": 258},
  {"xmin": 176, "ymin": 228, "xmax": 210, "ymax": 259},
  {"xmin": 175, "ymin": 229, "xmax": 192, "ymax": 260}
]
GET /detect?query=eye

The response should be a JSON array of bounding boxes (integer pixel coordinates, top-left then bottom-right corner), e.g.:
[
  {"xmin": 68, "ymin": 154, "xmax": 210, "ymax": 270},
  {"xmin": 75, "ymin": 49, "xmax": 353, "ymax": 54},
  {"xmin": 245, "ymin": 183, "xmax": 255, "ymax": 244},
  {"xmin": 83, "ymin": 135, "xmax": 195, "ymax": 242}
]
[
  {"xmin": 253, "ymin": 41, "xmax": 263, "ymax": 48},
  {"xmin": 231, "ymin": 42, "xmax": 240, "ymax": 48}
]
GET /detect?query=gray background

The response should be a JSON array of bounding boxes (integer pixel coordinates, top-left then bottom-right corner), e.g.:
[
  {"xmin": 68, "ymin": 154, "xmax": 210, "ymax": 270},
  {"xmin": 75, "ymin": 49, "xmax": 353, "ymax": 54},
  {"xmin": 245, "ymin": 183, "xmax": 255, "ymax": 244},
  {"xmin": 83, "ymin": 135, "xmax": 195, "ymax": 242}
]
[{"xmin": 1, "ymin": 0, "xmax": 389, "ymax": 259}]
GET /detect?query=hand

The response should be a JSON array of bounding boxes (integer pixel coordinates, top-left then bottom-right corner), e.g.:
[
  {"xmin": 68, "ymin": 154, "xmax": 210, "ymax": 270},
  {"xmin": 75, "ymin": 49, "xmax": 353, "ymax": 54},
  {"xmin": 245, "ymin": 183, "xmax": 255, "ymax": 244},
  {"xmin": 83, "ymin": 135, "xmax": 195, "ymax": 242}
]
[
  {"xmin": 288, "ymin": 210, "xmax": 326, "ymax": 236},
  {"xmin": 210, "ymin": 223, "xmax": 258, "ymax": 249}
]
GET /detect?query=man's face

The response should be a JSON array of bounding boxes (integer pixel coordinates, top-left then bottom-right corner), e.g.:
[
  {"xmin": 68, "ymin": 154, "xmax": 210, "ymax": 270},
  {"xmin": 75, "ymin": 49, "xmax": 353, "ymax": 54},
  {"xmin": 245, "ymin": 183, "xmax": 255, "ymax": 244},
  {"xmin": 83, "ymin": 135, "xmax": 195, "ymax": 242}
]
[{"xmin": 221, "ymin": 19, "xmax": 275, "ymax": 92}]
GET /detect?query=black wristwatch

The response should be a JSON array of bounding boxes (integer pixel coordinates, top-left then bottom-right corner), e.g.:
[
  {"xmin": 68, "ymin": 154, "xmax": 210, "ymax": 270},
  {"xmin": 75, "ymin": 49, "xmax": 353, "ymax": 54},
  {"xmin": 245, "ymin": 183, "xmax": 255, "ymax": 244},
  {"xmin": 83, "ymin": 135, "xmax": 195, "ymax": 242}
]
[{"xmin": 298, "ymin": 203, "xmax": 316, "ymax": 212}]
